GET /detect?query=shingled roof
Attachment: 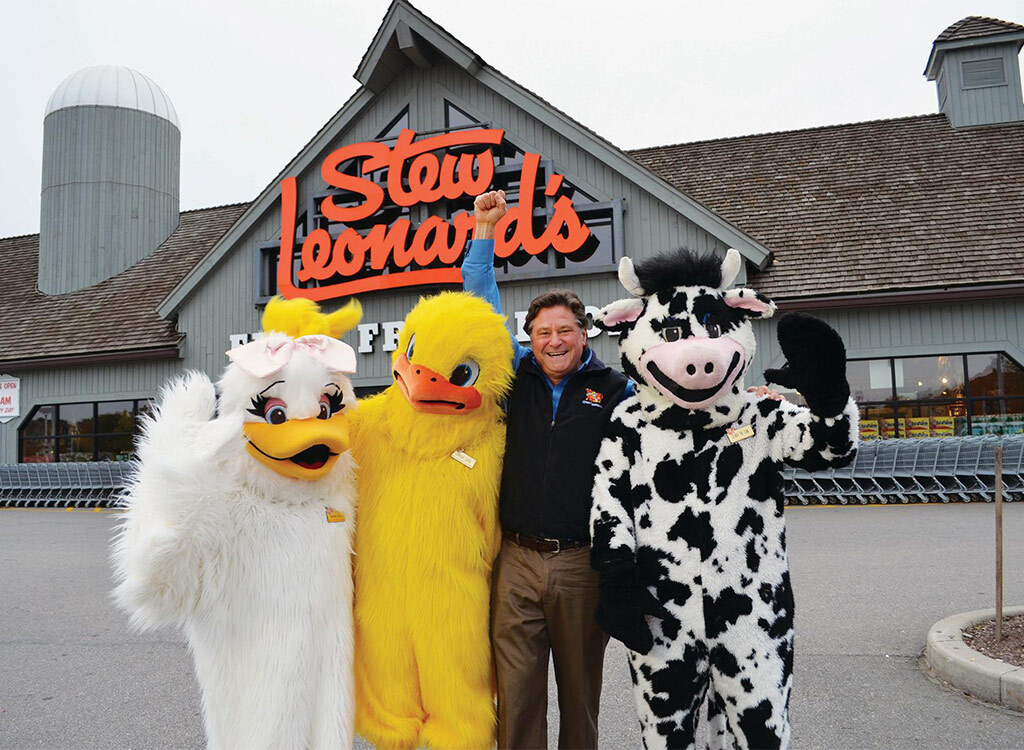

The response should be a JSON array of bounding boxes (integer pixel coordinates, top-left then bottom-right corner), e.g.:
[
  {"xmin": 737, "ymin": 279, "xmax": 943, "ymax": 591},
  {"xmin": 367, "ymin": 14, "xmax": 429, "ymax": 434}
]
[
  {"xmin": 935, "ymin": 16, "xmax": 1024, "ymax": 43},
  {"xmin": 0, "ymin": 203, "xmax": 248, "ymax": 367},
  {"xmin": 629, "ymin": 114, "xmax": 1024, "ymax": 300}
]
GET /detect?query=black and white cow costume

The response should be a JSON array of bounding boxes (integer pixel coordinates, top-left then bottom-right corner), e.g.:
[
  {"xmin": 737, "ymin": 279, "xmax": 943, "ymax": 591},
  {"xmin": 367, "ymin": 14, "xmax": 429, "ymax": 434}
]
[{"xmin": 589, "ymin": 248, "xmax": 858, "ymax": 750}]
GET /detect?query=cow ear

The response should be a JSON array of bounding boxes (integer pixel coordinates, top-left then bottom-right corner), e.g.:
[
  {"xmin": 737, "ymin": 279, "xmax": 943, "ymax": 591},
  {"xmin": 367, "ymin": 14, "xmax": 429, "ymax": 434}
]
[
  {"xmin": 724, "ymin": 288, "xmax": 776, "ymax": 319},
  {"xmin": 593, "ymin": 297, "xmax": 645, "ymax": 331}
]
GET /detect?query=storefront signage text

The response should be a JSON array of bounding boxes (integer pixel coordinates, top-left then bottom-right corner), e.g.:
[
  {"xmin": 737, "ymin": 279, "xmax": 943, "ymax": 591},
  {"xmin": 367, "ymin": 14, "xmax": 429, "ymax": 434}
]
[
  {"xmin": 230, "ymin": 307, "xmax": 615, "ymax": 356},
  {"xmin": 0, "ymin": 375, "xmax": 20, "ymax": 424},
  {"xmin": 277, "ymin": 128, "xmax": 592, "ymax": 301}
]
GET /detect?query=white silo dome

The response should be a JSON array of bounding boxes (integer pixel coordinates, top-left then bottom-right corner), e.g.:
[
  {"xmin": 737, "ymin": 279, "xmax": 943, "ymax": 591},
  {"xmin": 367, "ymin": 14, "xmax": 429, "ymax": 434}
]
[{"xmin": 44, "ymin": 65, "xmax": 180, "ymax": 128}]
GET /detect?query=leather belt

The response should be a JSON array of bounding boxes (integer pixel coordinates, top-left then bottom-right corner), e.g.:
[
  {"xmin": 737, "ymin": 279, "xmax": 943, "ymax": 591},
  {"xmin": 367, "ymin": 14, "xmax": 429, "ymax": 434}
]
[{"xmin": 503, "ymin": 530, "xmax": 588, "ymax": 554}]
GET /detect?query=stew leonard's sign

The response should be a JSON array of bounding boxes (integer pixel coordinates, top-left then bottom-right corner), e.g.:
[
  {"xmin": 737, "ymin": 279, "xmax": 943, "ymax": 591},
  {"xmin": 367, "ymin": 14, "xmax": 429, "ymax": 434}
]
[{"xmin": 276, "ymin": 128, "xmax": 594, "ymax": 301}]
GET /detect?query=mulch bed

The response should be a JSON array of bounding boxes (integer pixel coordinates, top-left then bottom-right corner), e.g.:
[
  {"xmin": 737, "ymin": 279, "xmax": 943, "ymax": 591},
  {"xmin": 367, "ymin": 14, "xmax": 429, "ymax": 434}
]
[{"xmin": 963, "ymin": 614, "xmax": 1024, "ymax": 668}]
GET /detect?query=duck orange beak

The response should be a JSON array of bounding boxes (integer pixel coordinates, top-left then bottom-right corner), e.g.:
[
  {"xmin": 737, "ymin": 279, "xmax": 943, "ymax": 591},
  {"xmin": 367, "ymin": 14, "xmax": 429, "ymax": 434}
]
[{"xmin": 393, "ymin": 353, "xmax": 482, "ymax": 415}]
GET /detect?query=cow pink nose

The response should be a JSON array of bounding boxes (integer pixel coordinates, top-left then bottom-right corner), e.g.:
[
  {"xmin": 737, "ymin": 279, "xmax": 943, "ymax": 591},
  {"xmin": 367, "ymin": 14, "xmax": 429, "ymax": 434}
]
[{"xmin": 639, "ymin": 337, "xmax": 746, "ymax": 409}]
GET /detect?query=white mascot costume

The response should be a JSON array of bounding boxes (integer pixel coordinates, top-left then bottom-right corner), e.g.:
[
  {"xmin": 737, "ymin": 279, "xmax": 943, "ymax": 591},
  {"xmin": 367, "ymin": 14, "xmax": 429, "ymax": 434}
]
[{"xmin": 112, "ymin": 298, "xmax": 361, "ymax": 749}]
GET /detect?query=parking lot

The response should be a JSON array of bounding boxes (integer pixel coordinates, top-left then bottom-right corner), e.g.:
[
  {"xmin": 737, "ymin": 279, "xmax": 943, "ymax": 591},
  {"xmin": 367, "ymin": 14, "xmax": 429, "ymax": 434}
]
[{"xmin": 1, "ymin": 503, "xmax": 1022, "ymax": 749}]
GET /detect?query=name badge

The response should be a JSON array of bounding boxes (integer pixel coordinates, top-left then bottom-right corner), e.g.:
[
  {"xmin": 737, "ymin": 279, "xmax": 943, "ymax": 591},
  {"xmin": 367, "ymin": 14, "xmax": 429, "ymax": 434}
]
[
  {"xmin": 325, "ymin": 507, "xmax": 346, "ymax": 523},
  {"xmin": 726, "ymin": 425, "xmax": 755, "ymax": 443},
  {"xmin": 451, "ymin": 450, "xmax": 477, "ymax": 469}
]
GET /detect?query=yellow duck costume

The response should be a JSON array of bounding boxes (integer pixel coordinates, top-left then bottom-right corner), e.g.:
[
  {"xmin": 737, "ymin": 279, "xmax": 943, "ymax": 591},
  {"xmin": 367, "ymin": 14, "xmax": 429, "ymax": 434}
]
[{"xmin": 350, "ymin": 291, "xmax": 514, "ymax": 750}]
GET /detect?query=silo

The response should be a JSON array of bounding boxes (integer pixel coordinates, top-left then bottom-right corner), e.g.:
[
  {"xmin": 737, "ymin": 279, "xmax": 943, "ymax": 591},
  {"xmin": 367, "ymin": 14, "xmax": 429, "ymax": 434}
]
[{"xmin": 39, "ymin": 65, "xmax": 181, "ymax": 295}]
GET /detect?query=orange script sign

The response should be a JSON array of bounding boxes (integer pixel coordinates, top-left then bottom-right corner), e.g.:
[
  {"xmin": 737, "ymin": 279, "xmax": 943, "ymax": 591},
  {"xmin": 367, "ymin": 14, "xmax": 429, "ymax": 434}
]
[{"xmin": 277, "ymin": 128, "xmax": 592, "ymax": 301}]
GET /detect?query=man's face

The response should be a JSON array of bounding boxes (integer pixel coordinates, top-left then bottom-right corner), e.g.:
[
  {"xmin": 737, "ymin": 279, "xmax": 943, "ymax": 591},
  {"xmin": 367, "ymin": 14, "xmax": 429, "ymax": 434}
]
[{"xmin": 529, "ymin": 305, "xmax": 587, "ymax": 385}]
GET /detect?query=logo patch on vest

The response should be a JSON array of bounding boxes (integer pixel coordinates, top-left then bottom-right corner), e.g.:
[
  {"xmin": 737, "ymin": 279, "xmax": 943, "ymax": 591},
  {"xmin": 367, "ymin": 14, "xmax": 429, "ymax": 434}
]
[{"xmin": 582, "ymin": 388, "xmax": 604, "ymax": 408}]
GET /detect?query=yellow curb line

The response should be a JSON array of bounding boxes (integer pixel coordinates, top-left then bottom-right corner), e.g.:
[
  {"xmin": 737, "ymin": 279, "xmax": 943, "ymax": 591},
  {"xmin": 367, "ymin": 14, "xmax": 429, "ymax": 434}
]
[{"xmin": 0, "ymin": 507, "xmax": 120, "ymax": 513}]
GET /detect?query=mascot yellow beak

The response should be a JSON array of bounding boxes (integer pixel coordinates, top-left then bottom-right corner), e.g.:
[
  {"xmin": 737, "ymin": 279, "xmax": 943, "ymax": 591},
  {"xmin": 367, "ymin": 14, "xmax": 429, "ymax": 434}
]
[
  {"xmin": 393, "ymin": 353, "xmax": 482, "ymax": 415},
  {"xmin": 243, "ymin": 412, "xmax": 350, "ymax": 480}
]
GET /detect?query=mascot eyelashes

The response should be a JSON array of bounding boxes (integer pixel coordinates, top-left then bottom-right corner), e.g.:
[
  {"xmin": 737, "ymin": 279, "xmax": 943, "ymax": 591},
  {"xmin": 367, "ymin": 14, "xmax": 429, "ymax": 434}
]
[
  {"xmin": 112, "ymin": 298, "xmax": 361, "ymax": 750},
  {"xmin": 590, "ymin": 248, "xmax": 858, "ymax": 750},
  {"xmin": 350, "ymin": 291, "xmax": 513, "ymax": 750}
]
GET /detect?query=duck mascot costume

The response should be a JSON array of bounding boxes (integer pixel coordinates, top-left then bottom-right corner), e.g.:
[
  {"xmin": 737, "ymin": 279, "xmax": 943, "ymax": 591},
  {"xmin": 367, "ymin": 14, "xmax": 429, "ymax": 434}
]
[
  {"xmin": 112, "ymin": 298, "xmax": 362, "ymax": 750},
  {"xmin": 349, "ymin": 291, "xmax": 514, "ymax": 750}
]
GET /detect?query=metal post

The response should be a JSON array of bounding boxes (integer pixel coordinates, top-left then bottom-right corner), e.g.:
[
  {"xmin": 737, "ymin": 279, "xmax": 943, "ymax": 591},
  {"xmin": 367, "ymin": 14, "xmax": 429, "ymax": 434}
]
[{"xmin": 995, "ymin": 444, "xmax": 1003, "ymax": 641}]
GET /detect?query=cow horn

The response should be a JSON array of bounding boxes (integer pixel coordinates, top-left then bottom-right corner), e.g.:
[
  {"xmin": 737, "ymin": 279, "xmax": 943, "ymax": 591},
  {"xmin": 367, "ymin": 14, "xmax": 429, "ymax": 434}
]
[
  {"xmin": 719, "ymin": 248, "xmax": 741, "ymax": 290},
  {"xmin": 618, "ymin": 257, "xmax": 645, "ymax": 297}
]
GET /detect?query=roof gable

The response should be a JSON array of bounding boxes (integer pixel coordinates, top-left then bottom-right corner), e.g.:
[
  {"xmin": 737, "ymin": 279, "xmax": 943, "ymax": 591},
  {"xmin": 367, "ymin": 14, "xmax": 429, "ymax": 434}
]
[
  {"xmin": 925, "ymin": 16, "xmax": 1024, "ymax": 79},
  {"xmin": 157, "ymin": 0, "xmax": 771, "ymax": 318}
]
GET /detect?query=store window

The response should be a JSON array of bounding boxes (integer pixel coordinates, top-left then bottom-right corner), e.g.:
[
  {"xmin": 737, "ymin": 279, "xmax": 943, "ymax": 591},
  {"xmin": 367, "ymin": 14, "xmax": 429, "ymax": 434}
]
[
  {"xmin": 855, "ymin": 352, "xmax": 1024, "ymax": 440},
  {"xmin": 18, "ymin": 399, "xmax": 150, "ymax": 463}
]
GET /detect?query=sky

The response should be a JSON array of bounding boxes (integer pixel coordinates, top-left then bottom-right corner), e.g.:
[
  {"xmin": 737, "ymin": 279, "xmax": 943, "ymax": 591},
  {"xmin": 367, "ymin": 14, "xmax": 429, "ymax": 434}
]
[{"xmin": 1, "ymin": 0, "xmax": 1022, "ymax": 238}]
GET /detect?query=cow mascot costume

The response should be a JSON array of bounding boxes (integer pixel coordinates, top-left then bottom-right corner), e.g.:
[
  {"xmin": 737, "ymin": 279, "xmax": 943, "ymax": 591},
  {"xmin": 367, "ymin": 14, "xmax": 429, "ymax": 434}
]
[{"xmin": 590, "ymin": 248, "xmax": 858, "ymax": 750}]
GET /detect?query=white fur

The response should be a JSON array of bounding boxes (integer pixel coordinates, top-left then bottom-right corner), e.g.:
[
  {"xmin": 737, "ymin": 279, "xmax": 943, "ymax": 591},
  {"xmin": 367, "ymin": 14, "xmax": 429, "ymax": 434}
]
[{"xmin": 112, "ymin": 360, "xmax": 357, "ymax": 750}]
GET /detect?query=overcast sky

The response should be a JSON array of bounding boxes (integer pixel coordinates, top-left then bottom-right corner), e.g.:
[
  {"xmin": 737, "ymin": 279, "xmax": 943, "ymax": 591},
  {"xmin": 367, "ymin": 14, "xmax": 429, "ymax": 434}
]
[{"xmin": 2, "ymin": 0, "xmax": 1022, "ymax": 238}]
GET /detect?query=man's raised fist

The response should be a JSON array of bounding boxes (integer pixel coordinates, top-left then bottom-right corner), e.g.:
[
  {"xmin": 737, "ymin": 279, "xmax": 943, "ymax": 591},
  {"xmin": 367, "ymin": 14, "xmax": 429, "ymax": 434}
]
[{"xmin": 473, "ymin": 190, "xmax": 507, "ymax": 233}]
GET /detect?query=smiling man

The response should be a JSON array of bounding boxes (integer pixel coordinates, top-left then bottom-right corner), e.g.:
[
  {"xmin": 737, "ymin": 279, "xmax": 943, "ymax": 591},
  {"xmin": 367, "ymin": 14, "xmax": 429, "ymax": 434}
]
[{"xmin": 462, "ymin": 190, "xmax": 633, "ymax": 750}]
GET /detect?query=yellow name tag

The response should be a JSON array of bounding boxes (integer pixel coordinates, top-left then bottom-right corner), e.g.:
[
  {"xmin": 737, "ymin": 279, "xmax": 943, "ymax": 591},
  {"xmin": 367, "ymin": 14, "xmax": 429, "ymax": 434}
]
[
  {"xmin": 451, "ymin": 450, "xmax": 476, "ymax": 469},
  {"xmin": 726, "ymin": 425, "xmax": 755, "ymax": 443},
  {"xmin": 325, "ymin": 507, "xmax": 346, "ymax": 523}
]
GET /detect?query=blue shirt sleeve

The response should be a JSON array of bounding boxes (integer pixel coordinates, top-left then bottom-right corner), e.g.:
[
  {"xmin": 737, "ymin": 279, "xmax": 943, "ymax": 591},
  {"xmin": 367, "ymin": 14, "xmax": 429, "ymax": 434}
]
[{"xmin": 462, "ymin": 238, "xmax": 531, "ymax": 368}]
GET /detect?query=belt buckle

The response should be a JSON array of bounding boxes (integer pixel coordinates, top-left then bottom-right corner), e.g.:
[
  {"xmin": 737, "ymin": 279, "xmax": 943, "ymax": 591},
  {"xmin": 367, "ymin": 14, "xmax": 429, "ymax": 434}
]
[{"xmin": 549, "ymin": 537, "xmax": 561, "ymax": 554}]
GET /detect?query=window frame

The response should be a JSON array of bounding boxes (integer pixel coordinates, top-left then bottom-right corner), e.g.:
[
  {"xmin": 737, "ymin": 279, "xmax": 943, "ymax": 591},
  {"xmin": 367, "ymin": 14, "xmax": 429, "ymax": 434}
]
[
  {"xmin": 17, "ymin": 399, "xmax": 148, "ymax": 463},
  {"xmin": 852, "ymin": 351, "xmax": 1024, "ymax": 439}
]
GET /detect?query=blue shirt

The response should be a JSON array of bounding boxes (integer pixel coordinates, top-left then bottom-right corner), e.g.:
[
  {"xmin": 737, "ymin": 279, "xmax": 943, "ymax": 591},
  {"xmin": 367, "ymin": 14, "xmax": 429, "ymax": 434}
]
[{"xmin": 460, "ymin": 238, "xmax": 634, "ymax": 414}]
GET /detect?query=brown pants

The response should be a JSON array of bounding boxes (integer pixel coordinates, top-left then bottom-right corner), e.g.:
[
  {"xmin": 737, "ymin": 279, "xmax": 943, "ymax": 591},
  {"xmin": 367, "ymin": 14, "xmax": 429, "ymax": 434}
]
[{"xmin": 491, "ymin": 539, "xmax": 609, "ymax": 750}]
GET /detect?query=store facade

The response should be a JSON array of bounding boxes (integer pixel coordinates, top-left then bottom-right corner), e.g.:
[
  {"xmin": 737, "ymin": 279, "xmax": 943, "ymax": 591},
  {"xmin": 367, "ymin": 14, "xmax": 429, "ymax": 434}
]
[{"xmin": 2, "ymin": 5, "xmax": 1023, "ymax": 465}]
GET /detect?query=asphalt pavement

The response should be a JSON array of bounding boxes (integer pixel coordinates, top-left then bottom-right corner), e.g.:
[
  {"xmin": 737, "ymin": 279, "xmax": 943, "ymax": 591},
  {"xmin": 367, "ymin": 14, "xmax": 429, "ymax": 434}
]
[{"xmin": 1, "ymin": 503, "xmax": 1022, "ymax": 749}]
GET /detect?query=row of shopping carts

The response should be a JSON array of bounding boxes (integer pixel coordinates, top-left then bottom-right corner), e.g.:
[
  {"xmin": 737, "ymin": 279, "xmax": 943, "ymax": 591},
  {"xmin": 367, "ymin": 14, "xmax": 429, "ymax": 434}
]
[
  {"xmin": 0, "ymin": 462, "xmax": 132, "ymax": 508},
  {"xmin": 785, "ymin": 435, "xmax": 1024, "ymax": 505},
  {"xmin": 2, "ymin": 436, "xmax": 1022, "ymax": 508}
]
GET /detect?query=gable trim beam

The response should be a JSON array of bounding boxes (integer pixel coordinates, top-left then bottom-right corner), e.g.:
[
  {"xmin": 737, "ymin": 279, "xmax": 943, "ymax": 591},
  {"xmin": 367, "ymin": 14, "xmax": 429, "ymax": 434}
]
[
  {"xmin": 397, "ymin": 22, "xmax": 435, "ymax": 70},
  {"xmin": 157, "ymin": 87, "xmax": 377, "ymax": 318},
  {"xmin": 0, "ymin": 345, "xmax": 181, "ymax": 372},
  {"xmin": 776, "ymin": 282, "xmax": 1024, "ymax": 310},
  {"xmin": 356, "ymin": 3, "xmax": 481, "ymax": 93}
]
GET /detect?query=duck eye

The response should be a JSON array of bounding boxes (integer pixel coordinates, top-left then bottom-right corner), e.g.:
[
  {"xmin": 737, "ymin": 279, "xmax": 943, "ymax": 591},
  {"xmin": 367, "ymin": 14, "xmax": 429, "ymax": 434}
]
[
  {"xmin": 406, "ymin": 333, "xmax": 416, "ymax": 360},
  {"xmin": 317, "ymin": 396, "xmax": 330, "ymax": 420},
  {"xmin": 449, "ymin": 360, "xmax": 480, "ymax": 388},
  {"xmin": 664, "ymin": 326, "xmax": 681, "ymax": 342},
  {"xmin": 264, "ymin": 403, "xmax": 288, "ymax": 425}
]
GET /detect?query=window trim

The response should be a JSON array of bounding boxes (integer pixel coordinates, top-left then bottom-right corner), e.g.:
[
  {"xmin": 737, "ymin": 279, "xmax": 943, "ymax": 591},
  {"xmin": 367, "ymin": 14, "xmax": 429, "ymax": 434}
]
[
  {"xmin": 18, "ymin": 399, "xmax": 147, "ymax": 463},
  {"xmin": 852, "ymin": 351, "xmax": 1023, "ymax": 439}
]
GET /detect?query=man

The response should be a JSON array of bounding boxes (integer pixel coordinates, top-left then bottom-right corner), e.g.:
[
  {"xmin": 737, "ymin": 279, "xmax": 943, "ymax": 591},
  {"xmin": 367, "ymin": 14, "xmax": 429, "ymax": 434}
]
[{"xmin": 462, "ymin": 189, "xmax": 633, "ymax": 749}]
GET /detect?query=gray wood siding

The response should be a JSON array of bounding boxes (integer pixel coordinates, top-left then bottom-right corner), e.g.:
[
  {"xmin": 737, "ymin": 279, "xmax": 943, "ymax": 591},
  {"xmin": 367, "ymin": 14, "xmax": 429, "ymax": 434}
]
[
  {"xmin": 176, "ymin": 58, "xmax": 728, "ymax": 386},
  {"xmin": 40, "ymin": 106, "xmax": 180, "ymax": 295},
  {"xmin": 937, "ymin": 43, "xmax": 1024, "ymax": 127},
  {"xmin": 751, "ymin": 297, "xmax": 1024, "ymax": 387},
  {"xmin": 0, "ymin": 359, "xmax": 182, "ymax": 463}
]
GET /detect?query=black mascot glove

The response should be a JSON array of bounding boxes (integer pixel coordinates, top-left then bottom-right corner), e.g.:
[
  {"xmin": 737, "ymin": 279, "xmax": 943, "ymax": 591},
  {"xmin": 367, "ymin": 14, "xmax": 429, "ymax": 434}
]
[
  {"xmin": 764, "ymin": 312, "xmax": 851, "ymax": 416},
  {"xmin": 594, "ymin": 559, "xmax": 670, "ymax": 655}
]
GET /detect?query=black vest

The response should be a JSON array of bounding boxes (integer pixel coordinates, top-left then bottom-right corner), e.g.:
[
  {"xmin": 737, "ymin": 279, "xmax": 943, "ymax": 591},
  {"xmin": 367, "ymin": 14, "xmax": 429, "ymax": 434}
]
[{"xmin": 499, "ymin": 350, "xmax": 629, "ymax": 541}]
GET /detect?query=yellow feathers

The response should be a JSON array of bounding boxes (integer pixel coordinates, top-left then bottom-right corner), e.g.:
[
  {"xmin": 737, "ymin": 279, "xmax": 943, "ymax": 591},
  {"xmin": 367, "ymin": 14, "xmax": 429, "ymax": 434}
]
[
  {"xmin": 351, "ymin": 290, "xmax": 513, "ymax": 749},
  {"xmin": 262, "ymin": 296, "xmax": 362, "ymax": 338}
]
